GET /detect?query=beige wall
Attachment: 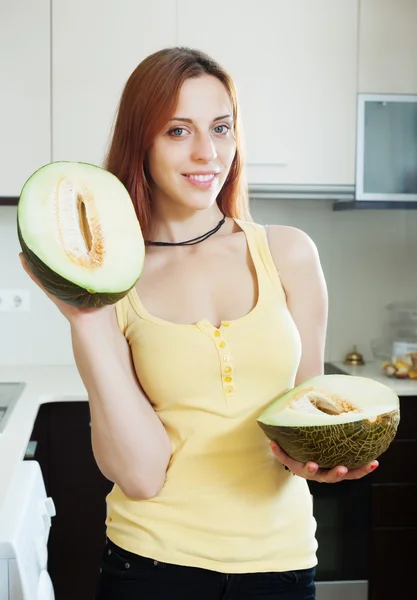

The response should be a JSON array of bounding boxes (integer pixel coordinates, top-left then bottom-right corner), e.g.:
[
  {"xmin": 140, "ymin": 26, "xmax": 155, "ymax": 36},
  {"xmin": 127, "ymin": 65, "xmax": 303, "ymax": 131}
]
[{"xmin": 1, "ymin": 201, "xmax": 416, "ymax": 366}]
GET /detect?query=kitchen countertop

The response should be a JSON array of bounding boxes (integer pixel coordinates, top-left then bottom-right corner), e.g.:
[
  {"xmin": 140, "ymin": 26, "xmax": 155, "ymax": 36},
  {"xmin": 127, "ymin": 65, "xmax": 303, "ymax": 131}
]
[
  {"xmin": 0, "ymin": 361, "xmax": 416, "ymax": 513},
  {"xmin": 329, "ymin": 360, "xmax": 417, "ymax": 394}
]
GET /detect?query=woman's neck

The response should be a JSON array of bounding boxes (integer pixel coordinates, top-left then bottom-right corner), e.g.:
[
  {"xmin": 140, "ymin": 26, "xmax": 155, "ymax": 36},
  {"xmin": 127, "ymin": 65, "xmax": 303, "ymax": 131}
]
[{"xmin": 147, "ymin": 205, "xmax": 225, "ymax": 245}]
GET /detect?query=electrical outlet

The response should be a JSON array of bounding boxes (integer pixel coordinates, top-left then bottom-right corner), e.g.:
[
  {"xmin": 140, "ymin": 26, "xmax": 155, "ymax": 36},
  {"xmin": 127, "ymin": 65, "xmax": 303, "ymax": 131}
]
[{"xmin": 0, "ymin": 289, "xmax": 31, "ymax": 312}]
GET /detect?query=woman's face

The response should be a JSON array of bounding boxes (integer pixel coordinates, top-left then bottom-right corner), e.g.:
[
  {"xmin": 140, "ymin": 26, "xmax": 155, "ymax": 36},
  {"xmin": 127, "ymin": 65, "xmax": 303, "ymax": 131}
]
[{"xmin": 147, "ymin": 75, "xmax": 236, "ymax": 213}]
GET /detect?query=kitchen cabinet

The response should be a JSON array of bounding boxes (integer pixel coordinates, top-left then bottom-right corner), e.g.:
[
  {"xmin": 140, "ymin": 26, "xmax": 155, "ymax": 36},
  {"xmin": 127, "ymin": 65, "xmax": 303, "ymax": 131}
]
[
  {"xmin": 27, "ymin": 402, "xmax": 113, "ymax": 600},
  {"xmin": 359, "ymin": 0, "xmax": 417, "ymax": 94},
  {"xmin": 368, "ymin": 395, "xmax": 417, "ymax": 600},
  {"xmin": 52, "ymin": 0, "xmax": 176, "ymax": 166},
  {"xmin": 177, "ymin": 0, "xmax": 359, "ymax": 187},
  {"xmin": 0, "ymin": 0, "xmax": 50, "ymax": 197}
]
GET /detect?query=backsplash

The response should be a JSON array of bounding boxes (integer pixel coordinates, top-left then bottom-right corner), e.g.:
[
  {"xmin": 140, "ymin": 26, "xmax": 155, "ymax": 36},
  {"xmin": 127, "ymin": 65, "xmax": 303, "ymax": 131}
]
[{"xmin": 1, "ymin": 201, "xmax": 416, "ymax": 366}]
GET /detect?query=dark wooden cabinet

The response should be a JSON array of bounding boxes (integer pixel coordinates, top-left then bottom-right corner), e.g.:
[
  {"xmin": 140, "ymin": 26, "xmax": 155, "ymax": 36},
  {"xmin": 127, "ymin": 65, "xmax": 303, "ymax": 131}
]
[
  {"xmin": 26, "ymin": 401, "xmax": 113, "ymax": 600},
  {"xmin": 369, "ymin": 395, "xmax": 417, "ymax": 600},
  {"xmin": 25, "ymin": 394, "xmax": 417, "ymax": 600}
]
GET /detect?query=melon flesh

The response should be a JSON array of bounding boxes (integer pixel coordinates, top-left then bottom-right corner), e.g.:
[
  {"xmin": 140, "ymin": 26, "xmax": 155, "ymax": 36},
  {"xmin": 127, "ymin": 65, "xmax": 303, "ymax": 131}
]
[
  {"xmin": 257, "ymin": 374, "xmax": 400, "ymax": 469},
  {"xmin": 17, "ymin": 161, "xmax": 144, "ymax": 308}
]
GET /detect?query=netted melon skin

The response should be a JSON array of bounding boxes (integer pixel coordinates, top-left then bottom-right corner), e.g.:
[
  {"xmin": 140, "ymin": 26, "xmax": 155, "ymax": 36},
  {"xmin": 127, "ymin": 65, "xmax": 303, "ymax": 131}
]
[
  {"xmin": 258, "ymin": 408, "xmax": 400, "ymax": 469},
  {"xmin": 17, "ymin": 220, "xmax": 136, "ymax": 309}
]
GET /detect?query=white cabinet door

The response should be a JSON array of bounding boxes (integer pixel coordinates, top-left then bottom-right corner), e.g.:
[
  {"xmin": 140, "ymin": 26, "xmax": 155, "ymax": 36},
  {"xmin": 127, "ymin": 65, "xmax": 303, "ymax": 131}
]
[
  {"xmin": 177, "ymin": 0, "xmax": 358, "ymax": 186},
  {"xmin": 0, "ymin": 1, "xmax": 50, "ymax": 197},
  {"xmin": 52, "ymin": 0, "xmax": 176, "ymax": 166},
  {"xmin": 359, "ymin": 0, "xmax": 417, "ymax": 94}
]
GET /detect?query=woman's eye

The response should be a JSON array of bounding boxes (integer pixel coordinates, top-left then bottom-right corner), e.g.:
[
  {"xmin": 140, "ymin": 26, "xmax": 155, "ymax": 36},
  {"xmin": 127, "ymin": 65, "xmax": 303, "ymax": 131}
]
[
  {"xmin": 169, "ymin": 127, "xmax": 186, "ymax": 137},
  {"xmin": 213, "ymin": 124, "xmax": 230, "ymax": 135}
]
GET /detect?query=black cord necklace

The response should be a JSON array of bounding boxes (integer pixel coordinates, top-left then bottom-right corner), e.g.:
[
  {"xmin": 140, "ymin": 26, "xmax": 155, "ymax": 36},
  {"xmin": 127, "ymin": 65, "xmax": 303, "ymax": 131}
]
[{"xmin": 145, "ymin": 213, "xmax": 226, "ymax": 246}]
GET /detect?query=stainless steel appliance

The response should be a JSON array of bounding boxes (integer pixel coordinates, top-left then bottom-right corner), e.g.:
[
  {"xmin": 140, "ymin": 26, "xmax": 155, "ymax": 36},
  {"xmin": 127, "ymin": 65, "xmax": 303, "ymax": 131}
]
[
  {"xmin": 311, "ymin": 364, "xmax": 369, "ymax": 600},
  {"xmin": 310, "ymin": 477, "xmax": 369, "ymax": 600},
  {"xmin": 356, "ymin": 93, "xmax": 417, "ymax": 203}
]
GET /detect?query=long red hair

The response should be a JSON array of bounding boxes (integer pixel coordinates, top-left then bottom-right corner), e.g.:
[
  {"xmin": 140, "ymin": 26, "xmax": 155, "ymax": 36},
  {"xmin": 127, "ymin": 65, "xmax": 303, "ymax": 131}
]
[{"xmin": 104, "ymin": 47, "xmax": 251, "ymax": 238}]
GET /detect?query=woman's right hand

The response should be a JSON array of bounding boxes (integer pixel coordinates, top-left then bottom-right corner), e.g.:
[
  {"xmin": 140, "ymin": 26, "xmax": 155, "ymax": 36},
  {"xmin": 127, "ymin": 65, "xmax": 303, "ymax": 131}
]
[{"xmin": 19, "ymin": 252, "xmax": 114, "ymax": 325}]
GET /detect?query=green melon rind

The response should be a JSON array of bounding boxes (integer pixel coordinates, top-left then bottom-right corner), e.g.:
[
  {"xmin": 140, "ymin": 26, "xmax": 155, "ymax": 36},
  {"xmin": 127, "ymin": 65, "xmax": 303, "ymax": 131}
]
[
  {"xmin": 257, "ymin": 374, "xmax": 400, "ymax": 469},
  {"xmin": 258, "ymin": 409, "xmax": 400, "ymax": 469},
  {"xmin": 17, "ymin": 218, "xmax": 139, "ymax": 308}
]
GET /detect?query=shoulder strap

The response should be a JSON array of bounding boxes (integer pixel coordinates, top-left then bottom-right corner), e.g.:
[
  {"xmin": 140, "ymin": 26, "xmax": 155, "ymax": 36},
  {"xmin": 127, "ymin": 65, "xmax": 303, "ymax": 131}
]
[{"xmin": 235, "ymin": 219, "xmax": 284, "ymax": 291}]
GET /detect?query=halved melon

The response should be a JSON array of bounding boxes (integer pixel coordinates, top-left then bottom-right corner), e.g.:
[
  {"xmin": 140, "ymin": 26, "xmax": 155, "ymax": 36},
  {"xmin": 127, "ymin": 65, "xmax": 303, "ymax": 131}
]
[
  {"xmin": 257, "ymin": 374, "xmax": 400, "ymax": 469},
  {"xmin": 17, "ymin": 161, "xmax": 144, "ymax": 308}
]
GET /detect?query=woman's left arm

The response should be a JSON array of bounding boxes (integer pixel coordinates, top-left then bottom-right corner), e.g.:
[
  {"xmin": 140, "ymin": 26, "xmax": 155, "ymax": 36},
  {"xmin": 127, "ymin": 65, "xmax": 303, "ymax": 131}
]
[
  {"xmin": 267, "ymin": 225, "xmax": 328, "ymax": 386},
  {"xmin": 266, "ymin": 225, "xmax": 379, "ymax": 483}
]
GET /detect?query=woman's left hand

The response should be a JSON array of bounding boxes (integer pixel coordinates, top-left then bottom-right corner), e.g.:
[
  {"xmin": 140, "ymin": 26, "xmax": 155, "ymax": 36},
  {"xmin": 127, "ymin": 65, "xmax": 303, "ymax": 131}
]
[{"xmin": 270, "ymin": 442, "xmax": 379, "ymax": 483}]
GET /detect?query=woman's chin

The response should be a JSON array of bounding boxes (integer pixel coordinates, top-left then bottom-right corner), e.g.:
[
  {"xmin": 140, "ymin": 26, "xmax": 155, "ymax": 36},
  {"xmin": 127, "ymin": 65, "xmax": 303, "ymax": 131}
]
[{"xmin": 178, "ymin": 189, "xmax": 221, "ymax": 211}]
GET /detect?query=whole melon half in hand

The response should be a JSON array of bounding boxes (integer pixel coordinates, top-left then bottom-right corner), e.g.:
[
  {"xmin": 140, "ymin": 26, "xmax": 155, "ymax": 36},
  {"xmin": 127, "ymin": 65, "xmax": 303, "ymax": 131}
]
[
  {"xmin": 257, "ymin": 374, "xmax": 400, "ymax": 469},
  {"xmin": 17, "ymin": 161, "xmax": 144, "ymax": 308}
]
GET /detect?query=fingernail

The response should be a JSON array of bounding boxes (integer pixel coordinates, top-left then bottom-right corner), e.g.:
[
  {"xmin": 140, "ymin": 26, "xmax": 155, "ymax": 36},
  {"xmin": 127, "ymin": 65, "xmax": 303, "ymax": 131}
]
[
  {"xmin": 337, "ymin": 470, "xmax": 345, "ymax": 476},
  {"xmin": 308, "ymin": 466, "xmax": 317, "ymax": 473},
  {"xmin": 370, "ymin": 462, "xmax": 379, "ymax": 470}
]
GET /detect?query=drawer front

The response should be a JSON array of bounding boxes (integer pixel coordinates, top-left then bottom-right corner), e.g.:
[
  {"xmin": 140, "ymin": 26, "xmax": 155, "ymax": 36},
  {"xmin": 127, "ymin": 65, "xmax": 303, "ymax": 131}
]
[
  {"xmin": 372, "ymin": 484, "xmax": 417, "ymax": 527},
  {"xmin": 396, "ymin": 396, "xmax": 417, "ymax": 440},
  {"xmin": 369, "ymin": 529, "xmax": 417, "ymax": 600},
  {"xmin": 48, "ymin": 401, "xmax": 105, "ymax": 486},
  {"xmin": 372, "ymin": 440, "xmax": 417, "ymax": 484}
]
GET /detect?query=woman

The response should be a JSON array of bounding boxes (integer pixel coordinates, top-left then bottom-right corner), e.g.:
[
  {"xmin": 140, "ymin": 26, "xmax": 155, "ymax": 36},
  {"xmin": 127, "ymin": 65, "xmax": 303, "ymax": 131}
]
[{"xmin": 20, "ymin": 47, "xmax": 378, "ymax": 600}]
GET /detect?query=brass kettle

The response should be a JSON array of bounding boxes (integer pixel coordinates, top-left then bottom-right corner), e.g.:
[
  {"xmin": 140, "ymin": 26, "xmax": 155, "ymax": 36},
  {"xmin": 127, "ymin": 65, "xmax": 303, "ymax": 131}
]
[{"xmin": 344, "ymin": 345, "xmax": 365, "ymax": 366}]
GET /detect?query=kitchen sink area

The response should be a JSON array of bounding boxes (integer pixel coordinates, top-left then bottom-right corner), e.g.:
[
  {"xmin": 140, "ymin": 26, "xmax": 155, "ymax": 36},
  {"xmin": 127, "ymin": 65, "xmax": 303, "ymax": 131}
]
[{"xmin": 0, "ymin": 382, "xmax": 26, "ymax": 434}]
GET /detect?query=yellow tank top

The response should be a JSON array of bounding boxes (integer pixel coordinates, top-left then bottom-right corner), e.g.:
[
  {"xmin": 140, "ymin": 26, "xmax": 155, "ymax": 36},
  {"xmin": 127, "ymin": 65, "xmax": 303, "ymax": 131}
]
[{"xmin": 106, "ymin": 219, "xmax": 318, "ymax": 573}]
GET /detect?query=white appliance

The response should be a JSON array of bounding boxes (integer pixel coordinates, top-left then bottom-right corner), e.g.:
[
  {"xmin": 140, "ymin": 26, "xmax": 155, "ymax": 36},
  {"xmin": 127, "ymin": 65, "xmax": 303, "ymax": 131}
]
[{"xmin": 0, "ymin": 461, "xmax": 56, "ymax": 600}]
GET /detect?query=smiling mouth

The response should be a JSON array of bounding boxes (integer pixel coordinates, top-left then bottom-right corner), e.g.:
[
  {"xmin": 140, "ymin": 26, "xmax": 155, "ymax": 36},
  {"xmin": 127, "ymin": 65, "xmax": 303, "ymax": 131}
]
[{"xmin": 183, "ymin": 173, "xmax": 219, "ymax": 182}]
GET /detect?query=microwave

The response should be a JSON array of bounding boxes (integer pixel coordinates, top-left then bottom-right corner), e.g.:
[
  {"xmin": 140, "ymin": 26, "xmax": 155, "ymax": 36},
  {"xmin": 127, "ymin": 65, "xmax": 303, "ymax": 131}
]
[{"xmin": 355, "ymin": 93, "xmax": 417, "ymax": 202}]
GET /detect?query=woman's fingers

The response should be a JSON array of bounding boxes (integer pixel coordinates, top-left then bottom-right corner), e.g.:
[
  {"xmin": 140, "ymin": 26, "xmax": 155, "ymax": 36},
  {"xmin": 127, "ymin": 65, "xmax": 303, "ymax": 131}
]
[{"xmin": 270, "ymin": 442, "xmax": 379, "ymax": 483}]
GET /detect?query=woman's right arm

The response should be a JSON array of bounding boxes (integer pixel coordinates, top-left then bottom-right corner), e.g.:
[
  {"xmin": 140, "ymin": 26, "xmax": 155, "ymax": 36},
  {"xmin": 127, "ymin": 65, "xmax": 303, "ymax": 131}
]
[
  {"xmin": 19, "ymin": 254, "xmax": 171, "ymax": 501},
  {"xmin": 70, "ymin": 310, "xmax": 171, "ymax": 500}
]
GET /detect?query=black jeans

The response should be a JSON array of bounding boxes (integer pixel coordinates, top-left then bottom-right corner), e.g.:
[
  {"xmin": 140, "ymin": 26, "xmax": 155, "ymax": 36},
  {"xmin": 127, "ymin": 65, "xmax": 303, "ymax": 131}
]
[{"xmin": 95, "ymin": 538, "xmax": 316, "ymax": 600}]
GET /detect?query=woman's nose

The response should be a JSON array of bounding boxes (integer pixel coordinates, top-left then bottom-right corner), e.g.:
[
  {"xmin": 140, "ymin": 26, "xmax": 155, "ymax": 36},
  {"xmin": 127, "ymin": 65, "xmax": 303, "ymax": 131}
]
[{"xmin": 191, "ymin": 133, "xmax": 218, "ymax": 162}]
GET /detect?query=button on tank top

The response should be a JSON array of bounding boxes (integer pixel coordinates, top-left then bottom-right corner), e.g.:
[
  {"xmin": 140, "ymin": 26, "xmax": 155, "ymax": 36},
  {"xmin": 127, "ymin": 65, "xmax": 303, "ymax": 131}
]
[{"xmin": 106, "ymin": 219, "xmax": 318, "ymax": 573}]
